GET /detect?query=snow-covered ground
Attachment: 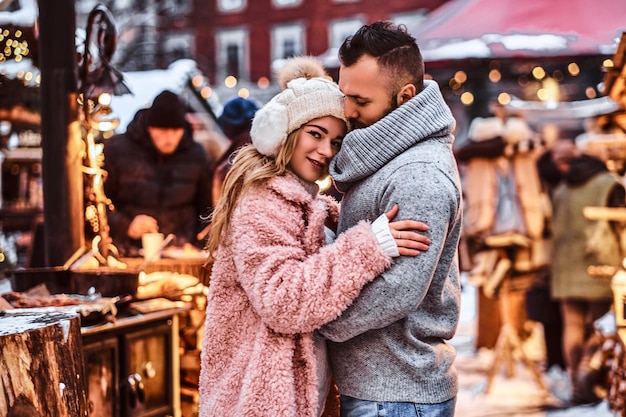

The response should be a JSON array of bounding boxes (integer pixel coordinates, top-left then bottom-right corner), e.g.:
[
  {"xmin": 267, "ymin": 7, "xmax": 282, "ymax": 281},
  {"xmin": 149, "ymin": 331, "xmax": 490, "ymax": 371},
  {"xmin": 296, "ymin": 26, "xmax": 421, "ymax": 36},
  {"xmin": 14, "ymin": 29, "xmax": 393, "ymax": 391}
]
[{"xmin": 453, "ymin": 281, "xmax": 617, "ymax": 416}]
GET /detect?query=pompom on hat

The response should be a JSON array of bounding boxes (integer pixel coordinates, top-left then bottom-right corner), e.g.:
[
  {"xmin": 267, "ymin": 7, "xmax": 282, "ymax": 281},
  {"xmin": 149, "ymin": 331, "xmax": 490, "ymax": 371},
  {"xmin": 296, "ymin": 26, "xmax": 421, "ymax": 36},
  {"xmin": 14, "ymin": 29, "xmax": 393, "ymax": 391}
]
[{"xmin": 250, "ymin": 56, "xmax": 349, "ymax": 157}]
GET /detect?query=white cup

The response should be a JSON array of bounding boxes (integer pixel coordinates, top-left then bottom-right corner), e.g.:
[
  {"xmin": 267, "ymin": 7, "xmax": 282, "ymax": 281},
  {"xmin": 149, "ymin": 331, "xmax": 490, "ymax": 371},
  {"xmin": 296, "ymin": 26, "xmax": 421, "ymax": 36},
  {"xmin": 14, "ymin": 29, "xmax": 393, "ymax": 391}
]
[{"xmin": 142, "ymin": 232, "xmax": 164, "ymax": 261}]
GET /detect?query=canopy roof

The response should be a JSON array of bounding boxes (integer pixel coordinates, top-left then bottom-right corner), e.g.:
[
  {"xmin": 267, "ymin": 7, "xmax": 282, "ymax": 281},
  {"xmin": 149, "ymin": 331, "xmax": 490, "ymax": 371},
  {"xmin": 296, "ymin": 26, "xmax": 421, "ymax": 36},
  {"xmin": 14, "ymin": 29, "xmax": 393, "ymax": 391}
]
[{"xmin": 409, "ymin": 0, "xmax": 626, "ymax": 63}]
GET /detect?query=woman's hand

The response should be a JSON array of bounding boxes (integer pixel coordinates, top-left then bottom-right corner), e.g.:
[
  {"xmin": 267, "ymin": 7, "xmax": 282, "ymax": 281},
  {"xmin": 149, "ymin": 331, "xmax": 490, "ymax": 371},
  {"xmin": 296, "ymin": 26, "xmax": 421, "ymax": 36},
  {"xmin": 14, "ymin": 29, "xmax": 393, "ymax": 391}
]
[{"xmin": 385, "ymin": 205, "xmax": 431, "ymax": 256}]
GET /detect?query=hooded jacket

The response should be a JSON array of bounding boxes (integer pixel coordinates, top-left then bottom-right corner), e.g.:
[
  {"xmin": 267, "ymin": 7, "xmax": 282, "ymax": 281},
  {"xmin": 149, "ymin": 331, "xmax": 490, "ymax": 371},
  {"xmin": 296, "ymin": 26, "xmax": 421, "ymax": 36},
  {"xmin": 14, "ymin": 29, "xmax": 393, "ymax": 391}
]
[
  {"xmin": 103, "ymin": 109, "xmax": 213, "ymax": 255},
  {"xmin": 198, "ymin": 173, "xmax": 393, "ymax": 417},
  {"xmin": 320, "ymin": 79, "xmax": 463, "ymax": 404}
]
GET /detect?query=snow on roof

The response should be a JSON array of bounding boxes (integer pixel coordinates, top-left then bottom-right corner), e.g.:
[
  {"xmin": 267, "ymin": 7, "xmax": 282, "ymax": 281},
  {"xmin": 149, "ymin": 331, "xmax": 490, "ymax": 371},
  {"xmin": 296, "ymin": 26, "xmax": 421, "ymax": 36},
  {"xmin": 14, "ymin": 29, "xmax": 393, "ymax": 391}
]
[
  {"xmin": 109, "ymin": 59, "xmax": 222, "ymax": 131},
  {"xmin": 0, "ymin": 0, "xmax": 37, "ymax": 26}
]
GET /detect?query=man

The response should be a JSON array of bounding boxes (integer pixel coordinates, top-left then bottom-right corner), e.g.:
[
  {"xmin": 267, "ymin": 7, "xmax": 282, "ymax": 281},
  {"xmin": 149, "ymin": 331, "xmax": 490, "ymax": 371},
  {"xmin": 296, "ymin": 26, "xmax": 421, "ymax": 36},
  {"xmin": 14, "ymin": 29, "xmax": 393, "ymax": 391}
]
[
  {"xmin": 103, "ymin": 90, "xmax": 213, "ymax": 256},
  {"xmin": 319, "ymin": 21, "xmax": 463, "ymax": 416}
]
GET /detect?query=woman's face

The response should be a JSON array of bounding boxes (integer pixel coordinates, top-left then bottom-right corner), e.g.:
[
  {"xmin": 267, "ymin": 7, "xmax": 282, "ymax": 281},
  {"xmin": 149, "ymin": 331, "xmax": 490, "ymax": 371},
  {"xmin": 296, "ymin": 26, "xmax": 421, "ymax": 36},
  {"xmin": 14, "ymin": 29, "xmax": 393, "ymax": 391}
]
[{"xmin": 288, "ymin": 116, "xmax": 346, "ymax": 183}]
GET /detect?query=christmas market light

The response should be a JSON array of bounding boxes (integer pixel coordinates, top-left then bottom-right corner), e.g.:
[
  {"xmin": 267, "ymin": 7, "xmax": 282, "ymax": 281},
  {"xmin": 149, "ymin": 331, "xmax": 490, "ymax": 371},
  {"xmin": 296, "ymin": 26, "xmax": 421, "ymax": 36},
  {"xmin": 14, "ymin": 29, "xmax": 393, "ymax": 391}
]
[
  {"xmin": 224, "ymin": 75, "xmax": 237, "ymax": 88},
  {"xmin": 200, "ymin": 86, "xmax": 213, "ymax": 99},
  {"xmin": 460, "ymin": 91, "xmax": 474, "ymax": 105},
  {"xmin": 567, "ymin": 62, "xmax": 581, "ymax": 76},
  {"xmin": 532, "ymin": 66, "xmax": 546, "ymax": 80},
  {"xmin": 257, "ymin": 76, "xmax": 270, "ymax": 88},
  {"xmin": 238, "ymin": 88, "xmax": 250, "ymax": 98}
]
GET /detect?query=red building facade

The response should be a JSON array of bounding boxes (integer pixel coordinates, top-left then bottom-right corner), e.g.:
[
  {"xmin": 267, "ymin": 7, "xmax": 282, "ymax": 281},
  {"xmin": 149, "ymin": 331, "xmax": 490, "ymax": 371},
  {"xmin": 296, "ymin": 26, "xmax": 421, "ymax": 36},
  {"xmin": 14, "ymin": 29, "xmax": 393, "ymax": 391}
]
[{"xmin": 190, "ymin": 0, "xmax": 447, "ymax": 86}]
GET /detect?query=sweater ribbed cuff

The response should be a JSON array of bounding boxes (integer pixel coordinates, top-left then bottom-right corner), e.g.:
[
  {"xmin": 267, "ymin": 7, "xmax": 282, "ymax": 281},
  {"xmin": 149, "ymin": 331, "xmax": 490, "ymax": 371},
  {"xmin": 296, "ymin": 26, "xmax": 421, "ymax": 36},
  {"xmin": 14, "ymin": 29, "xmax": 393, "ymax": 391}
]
[{"xmin": 371, "ymin": 214, "xmax": 399, "ymax": 257}]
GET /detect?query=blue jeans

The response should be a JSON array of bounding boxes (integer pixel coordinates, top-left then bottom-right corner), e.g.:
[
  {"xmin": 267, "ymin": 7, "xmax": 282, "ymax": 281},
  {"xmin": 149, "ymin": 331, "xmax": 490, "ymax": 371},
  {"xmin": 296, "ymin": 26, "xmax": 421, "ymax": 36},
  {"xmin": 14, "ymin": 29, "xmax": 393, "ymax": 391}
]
[{"xmin": 340, "ymin": 395, "xmax": 456, "ymax": 417}]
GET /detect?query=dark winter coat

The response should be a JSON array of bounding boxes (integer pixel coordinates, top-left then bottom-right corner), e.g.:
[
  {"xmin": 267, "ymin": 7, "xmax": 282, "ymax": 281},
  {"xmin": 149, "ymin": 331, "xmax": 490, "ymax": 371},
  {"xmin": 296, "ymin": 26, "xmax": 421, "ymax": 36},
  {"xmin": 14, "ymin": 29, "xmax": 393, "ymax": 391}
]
[{"xmin": 103, "ymin": 109, "xmax": 213, "ymax": 256}]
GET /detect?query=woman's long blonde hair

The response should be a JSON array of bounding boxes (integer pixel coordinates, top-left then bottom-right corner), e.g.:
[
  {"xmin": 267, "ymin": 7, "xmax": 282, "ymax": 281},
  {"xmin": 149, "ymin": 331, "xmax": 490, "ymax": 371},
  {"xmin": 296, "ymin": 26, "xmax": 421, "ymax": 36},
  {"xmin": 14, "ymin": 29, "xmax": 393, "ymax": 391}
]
[{"xmin": 205, "ymin": 129, "xmax": 300, "ymax": 260}]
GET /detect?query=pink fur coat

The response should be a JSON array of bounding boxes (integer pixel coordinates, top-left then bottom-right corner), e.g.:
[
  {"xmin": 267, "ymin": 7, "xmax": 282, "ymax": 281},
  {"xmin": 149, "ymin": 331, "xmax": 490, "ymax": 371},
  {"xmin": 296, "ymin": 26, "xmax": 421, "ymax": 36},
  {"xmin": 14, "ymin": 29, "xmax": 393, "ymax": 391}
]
[{"xmin": 198, "ymin": 173, "xmax": 391, "ymax": 417}]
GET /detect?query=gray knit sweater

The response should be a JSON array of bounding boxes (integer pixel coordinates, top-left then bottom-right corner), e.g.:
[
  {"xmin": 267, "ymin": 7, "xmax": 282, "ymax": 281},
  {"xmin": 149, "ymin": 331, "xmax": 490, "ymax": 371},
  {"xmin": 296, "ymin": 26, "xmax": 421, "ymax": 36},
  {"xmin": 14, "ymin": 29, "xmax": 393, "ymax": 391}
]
[{"xmin": 320, "ymin": 80, "xmax": 463, "ymax": 404}]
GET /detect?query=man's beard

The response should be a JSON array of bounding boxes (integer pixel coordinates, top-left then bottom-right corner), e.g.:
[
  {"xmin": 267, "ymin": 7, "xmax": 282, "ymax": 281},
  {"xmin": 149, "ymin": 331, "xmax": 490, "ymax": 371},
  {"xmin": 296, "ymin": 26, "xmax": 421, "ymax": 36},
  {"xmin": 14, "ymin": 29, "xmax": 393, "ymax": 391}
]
[{"xmin": 349, "ymin": 96, "xmax": 399, "ymax": 130}]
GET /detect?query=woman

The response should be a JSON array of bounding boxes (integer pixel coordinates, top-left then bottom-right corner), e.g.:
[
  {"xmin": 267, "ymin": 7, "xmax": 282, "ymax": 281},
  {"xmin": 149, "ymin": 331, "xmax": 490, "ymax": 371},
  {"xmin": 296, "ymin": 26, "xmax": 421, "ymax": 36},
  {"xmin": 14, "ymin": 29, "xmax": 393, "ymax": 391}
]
[{"xmin": 198, "ymin": 56, "xmax": 430, "ymax": 417}]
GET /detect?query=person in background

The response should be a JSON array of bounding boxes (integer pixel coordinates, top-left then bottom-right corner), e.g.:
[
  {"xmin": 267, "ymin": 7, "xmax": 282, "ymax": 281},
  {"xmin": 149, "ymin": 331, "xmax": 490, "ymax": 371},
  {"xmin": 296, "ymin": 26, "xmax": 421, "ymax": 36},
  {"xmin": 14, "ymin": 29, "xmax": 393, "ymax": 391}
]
[
  {"xmin": 551, "ymin": 149, "xmax": 626, "ymax": 404},
  {"xmin": 211, "ymin": 96, "xmax": 259, "ymax": 206},
  {"xmin": 526, "ymin": 136, "xmax": 579, "ymax": 374},
  {"xmin": 103, "ymin": 90, "xmax": 213, "ymax": 256},
  {"xmin": 198, "ymin": 56, "xmax": 431, "ymax": 417},
  {"xmin": 318, "ymin": 21, "xmax": 463, "ymax": 417}
]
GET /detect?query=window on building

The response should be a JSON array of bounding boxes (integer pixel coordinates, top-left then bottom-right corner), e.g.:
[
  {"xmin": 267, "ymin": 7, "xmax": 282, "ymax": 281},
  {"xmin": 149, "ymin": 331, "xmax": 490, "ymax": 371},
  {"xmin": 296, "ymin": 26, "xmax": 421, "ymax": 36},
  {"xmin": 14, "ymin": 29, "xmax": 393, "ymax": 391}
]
[
  {"xmin": 226, "ymin": 44, "xmax": 240, "ymax": 79},
  {"xmin": 166, "ymin": 0, "xmax": 191, "ymax": 15},
  {"xmin": 163, "ymin": 32, "xmax": 193, "ymax": 64},
  {"xmin": 330, "ymin": 18, "xmax": 364, "ymax": 49},
  {"xmin": 217, "ymin": 0, "xmax": 246, "ymax": 13},
  {"xmin": 283, "ymin": 39, "xmax": 296, "ymax": 59},
  {"xmin": 216, "ymin": 28, "xmax": 248, "ymax": 82},
  {"xmin": 392, "ymin": 10, "xmax": 428, "ymax": 30},
  {"xmin": 271, "ymin": 24, "xmax": 304, "ymax": 68},
  {"xmin": 271, "ymin": 0, "xmax": 303, "ymax": 8}
]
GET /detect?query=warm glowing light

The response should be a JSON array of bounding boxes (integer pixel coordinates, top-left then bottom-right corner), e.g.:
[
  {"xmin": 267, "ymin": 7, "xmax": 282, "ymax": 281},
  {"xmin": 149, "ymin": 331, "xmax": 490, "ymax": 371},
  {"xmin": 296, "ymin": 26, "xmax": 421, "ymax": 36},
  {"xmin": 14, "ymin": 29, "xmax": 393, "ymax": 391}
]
[
  {"xmin": 460, "ymin": 92, "xmax": 474, "ymax": 106},
  {"xmin": 540, "ymin": 77, "xmax": 560, "ymax": 102},
  {"xmin": 201, "ymin": 86, "xmax": 213, "ymax": 99},
  {"xmin": 454, "ymin": 71, "xmax": 467, "ymax": 84},
  {"xmin": 192, "ymin": 74, "xmax": 204, "ymax": 88},
  {"xmin": 316, "ymin": 176, "xmax": 332, "ymax": 192},
  {"xmin": 532, "ymin": 66, "xmax": 546, "ymax": 80},
  {"xmin": 585, "ymin": 87, "xmax": 597, "ymax": 99},
  {"xmin": 14, "ymin": 30, "xmax": 21, "ymax": 38},
  {"xmin": 238, "ymin": 88, "xmax": 250, "ymax": 98},
  {"xmin": 537, "ymin": 88, "xmax": 547, "ymax": 101},
  {"xmin": 603, "ymin": 59, "xmax": 614, "ymax": 68},
  {"xmin": 224, "ymin": 76, "xmax": 237, "ymax": 88},
  {"xmin": 257, "ymin": 77, "xmax": 270, "ymax": 89},
  {"xmin": 497, "ymin": 93, "xmax": 511, "ymax": 105},
  {"xmin": 98, "ymin": 93, "xmax": 112, "ymax": 107},
  {"xmin": 488, "ymin": 69, "xmax": 501, "ymax": 83},
  {"xmin": 568, "ymin": 62, "xmax": 580, "ymax": 76}
]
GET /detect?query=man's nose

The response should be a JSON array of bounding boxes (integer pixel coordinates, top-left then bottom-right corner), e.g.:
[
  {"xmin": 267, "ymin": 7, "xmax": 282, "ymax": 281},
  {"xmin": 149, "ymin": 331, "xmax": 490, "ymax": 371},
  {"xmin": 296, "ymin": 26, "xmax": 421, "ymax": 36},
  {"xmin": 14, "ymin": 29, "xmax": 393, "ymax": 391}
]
[{"xmin": 344, "ymin": 100, "xmax": 358, "ymax": 120}]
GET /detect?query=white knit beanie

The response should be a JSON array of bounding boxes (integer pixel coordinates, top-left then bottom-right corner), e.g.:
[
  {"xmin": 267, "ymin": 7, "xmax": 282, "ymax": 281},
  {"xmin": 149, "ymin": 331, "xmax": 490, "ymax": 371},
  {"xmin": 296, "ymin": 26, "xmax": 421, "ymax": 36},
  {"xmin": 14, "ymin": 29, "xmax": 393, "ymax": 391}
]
[{"xmin": 250, "ymin": 56, "xmax": 349, "ymax": 157}]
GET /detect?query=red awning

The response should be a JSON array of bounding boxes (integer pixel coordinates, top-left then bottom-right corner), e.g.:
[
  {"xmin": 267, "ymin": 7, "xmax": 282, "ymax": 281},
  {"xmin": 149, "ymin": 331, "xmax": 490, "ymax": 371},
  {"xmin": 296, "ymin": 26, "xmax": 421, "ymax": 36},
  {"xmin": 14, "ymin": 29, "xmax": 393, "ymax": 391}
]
[{"xmin": 408, "ymin": 0, "xmax": 626, "ymax": 62}]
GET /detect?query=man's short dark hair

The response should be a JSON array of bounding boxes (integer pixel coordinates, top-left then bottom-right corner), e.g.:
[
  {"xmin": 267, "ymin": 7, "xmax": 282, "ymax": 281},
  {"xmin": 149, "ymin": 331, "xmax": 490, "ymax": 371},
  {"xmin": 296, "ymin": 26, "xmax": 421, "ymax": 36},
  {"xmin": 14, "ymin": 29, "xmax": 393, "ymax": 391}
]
[{"xmin": 339, "ymin": 21, "xmax": 424, "ymax": 93}]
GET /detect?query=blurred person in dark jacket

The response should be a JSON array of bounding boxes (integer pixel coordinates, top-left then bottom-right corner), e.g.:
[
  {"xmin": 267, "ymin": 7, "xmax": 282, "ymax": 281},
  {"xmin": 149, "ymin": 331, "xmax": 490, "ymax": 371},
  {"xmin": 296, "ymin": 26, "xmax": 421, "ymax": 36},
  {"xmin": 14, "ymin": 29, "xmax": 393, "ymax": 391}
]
[{"xmin": 103, "ymin": 90, "xmax": 214, "ymax": 256}]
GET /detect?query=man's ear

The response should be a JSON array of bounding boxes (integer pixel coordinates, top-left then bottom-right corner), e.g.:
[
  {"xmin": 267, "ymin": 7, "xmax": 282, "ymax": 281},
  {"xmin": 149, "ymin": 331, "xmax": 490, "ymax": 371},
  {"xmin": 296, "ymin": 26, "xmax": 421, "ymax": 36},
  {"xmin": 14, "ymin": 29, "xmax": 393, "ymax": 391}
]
[{"xmin": 396, "ymin": 83, "xmax": 417, "ymax": 106}]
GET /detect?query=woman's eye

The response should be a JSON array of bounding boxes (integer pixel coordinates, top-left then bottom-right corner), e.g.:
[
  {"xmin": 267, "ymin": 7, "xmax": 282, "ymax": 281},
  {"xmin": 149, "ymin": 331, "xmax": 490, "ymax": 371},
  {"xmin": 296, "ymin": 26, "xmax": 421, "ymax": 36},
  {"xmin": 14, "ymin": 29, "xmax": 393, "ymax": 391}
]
[
  {"xmin": 332, "ymin": 140, "xmax": 343, "ymax": 149},
  {"xmin": 307, "ymin": 130, "xmax": 322, "ymax": 139}
]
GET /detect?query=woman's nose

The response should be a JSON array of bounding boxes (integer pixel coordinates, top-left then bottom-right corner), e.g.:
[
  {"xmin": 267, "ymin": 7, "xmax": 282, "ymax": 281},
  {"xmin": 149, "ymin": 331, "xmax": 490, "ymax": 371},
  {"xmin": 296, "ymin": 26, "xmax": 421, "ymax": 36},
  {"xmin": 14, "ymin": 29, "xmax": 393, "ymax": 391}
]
[{"xmin": 318, "ymin": 139, "xmax": 333, "ymax": 157}]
